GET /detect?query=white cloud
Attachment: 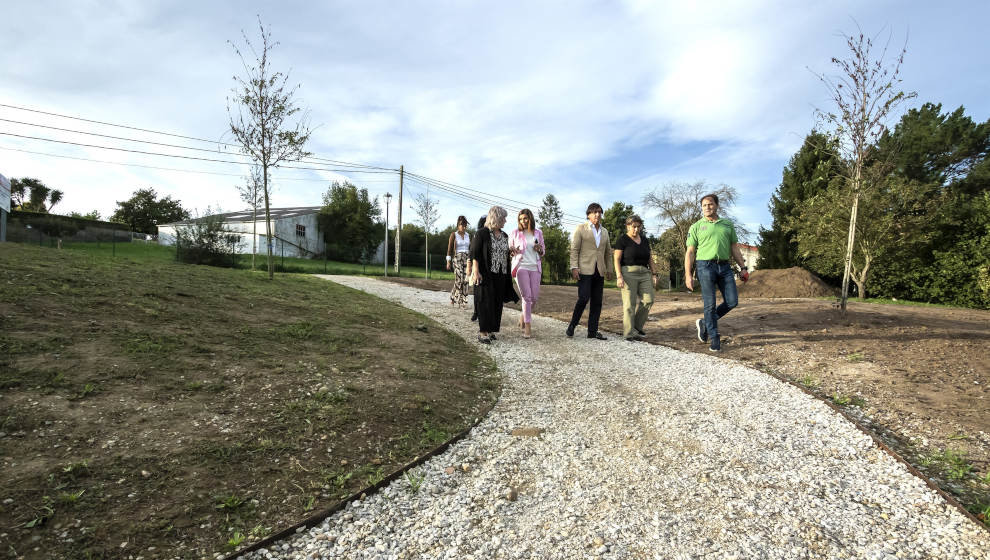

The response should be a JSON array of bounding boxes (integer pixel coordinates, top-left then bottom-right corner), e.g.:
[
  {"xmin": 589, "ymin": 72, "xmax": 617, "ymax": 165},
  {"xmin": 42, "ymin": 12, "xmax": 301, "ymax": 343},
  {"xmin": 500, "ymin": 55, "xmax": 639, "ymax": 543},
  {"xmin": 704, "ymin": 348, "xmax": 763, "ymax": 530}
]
[{"xmin": 1, "ymin": 0, "xmax": 987, "ymax": 234}]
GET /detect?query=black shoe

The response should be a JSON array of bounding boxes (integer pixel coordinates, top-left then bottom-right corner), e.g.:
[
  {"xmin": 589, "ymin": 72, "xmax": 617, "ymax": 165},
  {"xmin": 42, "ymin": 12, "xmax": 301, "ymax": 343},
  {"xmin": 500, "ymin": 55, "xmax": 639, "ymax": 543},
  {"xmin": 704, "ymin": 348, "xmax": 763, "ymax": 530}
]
[
  {"xmin": 477, "ymin": 335, "xmax": 491, "ymax": 344},
  {"xmin": 588, "ymin": 331, "xmax": 607, "ymax": 340},
  {"xmin": 488, "ymin": 333, "xmax": 497, "ymax": 341},
  {"xmin": 635, "ymin": 328, "xmax": 646, "ymax": 336},
  {"xmin": 695, "ymin": 319, "xmax": 708, "ymax": 343},
  {"xmin": 470, "ymin": 313, "xmax": 478, "ymax": 322},
  {"xmin": 709, "ymin": 337, "xmax": 721, "ymax": 352},
  {"xmin": 625, "ymin": 335, "xmax": 645, "ymax": 342},
  {"xmin": 565, "ymin": 324, "xmax": 575, "ymax": 337}
]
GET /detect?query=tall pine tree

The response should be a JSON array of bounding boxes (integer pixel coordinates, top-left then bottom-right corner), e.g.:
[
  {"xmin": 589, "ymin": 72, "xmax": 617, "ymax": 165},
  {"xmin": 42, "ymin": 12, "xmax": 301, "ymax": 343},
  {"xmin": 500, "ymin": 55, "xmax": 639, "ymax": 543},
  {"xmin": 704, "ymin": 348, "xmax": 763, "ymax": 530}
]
[{"xmin": 757, "ymin": 131, "xmax": 842, "ymax": 269}]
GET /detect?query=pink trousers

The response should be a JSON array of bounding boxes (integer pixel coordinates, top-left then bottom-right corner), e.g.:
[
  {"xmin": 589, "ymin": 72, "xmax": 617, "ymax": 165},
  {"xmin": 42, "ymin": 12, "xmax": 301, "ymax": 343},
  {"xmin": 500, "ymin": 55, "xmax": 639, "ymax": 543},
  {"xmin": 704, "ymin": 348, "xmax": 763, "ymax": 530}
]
[{"xmin": 515, "ymin": 268, "xmax": 541, "ymax": 323}]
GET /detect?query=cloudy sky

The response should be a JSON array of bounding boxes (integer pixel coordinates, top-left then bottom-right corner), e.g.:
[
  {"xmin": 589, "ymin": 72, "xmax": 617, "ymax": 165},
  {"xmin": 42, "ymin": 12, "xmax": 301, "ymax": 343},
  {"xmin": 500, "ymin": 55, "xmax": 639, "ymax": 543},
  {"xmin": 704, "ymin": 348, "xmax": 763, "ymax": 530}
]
[{"xmin": 2, "ymin": 0, "xmax": 988, "ymax": 238}]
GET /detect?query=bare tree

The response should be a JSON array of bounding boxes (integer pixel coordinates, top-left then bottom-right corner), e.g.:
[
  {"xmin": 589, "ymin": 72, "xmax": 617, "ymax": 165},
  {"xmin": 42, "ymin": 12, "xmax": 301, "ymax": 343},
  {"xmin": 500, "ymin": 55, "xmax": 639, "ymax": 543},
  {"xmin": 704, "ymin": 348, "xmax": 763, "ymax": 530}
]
[
  {"xmin": 813, "ymin": 27, "xmax": 915, "ymax": 310},
  {"xmin": 228, "ymin": 18, "xmax": 312, "ymax": 279},
  {"xmin": 235, "ymin": 165, "xmax": 267, "ymax": 270},
  {"xmin": 412, "ymin": 192, "xmax": 439, "ymax": 276}
]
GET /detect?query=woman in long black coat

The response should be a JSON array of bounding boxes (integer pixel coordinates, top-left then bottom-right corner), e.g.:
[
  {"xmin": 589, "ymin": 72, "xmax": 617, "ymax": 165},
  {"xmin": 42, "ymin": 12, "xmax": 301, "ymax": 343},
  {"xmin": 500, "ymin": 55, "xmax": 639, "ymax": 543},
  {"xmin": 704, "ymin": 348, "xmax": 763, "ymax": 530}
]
[{"xmin": 470, "ymin": 205, "xmax": 519, "ymax": 343}]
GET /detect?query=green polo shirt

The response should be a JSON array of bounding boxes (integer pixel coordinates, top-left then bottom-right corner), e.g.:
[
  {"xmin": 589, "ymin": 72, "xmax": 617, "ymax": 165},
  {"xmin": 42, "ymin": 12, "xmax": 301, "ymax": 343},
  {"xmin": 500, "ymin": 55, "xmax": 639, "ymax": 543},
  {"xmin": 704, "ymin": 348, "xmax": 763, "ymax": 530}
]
[{"xmin": 686, "ymin": 217, "xmax": 737, "ymax": 260}]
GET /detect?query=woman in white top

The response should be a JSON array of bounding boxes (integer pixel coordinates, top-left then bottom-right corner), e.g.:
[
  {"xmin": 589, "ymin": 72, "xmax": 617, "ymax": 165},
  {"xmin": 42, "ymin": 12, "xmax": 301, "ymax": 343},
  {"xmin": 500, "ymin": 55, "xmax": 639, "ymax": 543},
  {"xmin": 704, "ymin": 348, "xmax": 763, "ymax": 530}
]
[
  {"xmin": 446, "ymin": 216, "xmax": 471, "ymax": 307},
  {"xmin": 509, "ymin": 208, "xmax": 545, "ymax": 339}
]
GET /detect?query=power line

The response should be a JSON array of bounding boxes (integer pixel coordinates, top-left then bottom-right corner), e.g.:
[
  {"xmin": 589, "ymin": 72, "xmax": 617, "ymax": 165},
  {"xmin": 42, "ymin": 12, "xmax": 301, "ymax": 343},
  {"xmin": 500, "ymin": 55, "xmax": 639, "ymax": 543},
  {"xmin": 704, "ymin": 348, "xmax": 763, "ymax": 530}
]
[
  {"xmin": 0, "ymin": 145, "xmax": 351, "ymax": 182},
  {"xmin": 0, "ymin": 102, "xmax": 396, "ymax": 172},
  {"xmin": 402, "ymin": 174, "xmax": 585, "ymax": 229},
  {"xmin": 1, "ymin": 103, "xmax": 591, "ymax": 228},
  {"xmin": 404, "ymin": 170, "xmax": 588, "ymax": 225},
  {"xmin": 0, "ymin": 131, "xmax": 399, "ymax": 174}
]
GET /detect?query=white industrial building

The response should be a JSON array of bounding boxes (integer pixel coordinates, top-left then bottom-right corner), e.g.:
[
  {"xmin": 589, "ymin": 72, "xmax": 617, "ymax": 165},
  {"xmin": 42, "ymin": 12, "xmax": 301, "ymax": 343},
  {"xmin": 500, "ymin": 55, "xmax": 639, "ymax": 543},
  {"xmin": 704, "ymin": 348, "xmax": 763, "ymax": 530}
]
[{"xmin": 158, "ymin": 206, "xmax": 325, "ymax": 258}]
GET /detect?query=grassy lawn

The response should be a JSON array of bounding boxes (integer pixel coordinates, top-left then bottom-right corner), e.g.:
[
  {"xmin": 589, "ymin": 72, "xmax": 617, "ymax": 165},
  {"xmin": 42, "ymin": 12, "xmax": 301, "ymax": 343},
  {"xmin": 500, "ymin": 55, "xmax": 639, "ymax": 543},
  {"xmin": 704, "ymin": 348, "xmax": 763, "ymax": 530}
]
[
  {"xmin": 60, "ymin": 240, "xmax": 455, "ymax": 280},
  {"xmin": 0, "ymin": 243, "xmax": 497, "ymax": 559}
]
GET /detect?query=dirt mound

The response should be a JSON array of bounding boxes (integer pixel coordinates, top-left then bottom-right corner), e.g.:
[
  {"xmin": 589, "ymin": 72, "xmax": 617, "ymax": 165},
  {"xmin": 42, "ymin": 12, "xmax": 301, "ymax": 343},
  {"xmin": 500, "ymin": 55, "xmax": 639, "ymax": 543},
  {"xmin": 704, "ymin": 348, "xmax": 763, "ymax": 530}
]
[{"xmin": 739, "ymin": 267, "xmax": 837, "ymax": 298}]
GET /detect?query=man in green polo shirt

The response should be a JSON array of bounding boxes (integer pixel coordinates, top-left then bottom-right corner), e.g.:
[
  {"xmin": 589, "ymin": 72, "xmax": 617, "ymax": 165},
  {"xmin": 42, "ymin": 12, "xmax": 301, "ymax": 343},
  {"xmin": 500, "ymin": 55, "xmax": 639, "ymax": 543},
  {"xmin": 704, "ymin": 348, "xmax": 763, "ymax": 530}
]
[{"xmin": 684, "ymin": 193, "xmax": 749, "ymax": 352}]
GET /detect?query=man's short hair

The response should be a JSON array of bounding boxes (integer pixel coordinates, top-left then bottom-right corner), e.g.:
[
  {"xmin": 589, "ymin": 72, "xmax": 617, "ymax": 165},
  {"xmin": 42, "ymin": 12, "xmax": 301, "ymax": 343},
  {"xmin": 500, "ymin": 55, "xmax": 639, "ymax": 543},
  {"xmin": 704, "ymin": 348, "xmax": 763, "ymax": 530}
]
[
  {"xmin": 700, "ymin": 194, "xmax": 719, "ymax": 206},
  {"xmin": 586, "ymin": 202, "xmax": 603, "ymax": 216}
]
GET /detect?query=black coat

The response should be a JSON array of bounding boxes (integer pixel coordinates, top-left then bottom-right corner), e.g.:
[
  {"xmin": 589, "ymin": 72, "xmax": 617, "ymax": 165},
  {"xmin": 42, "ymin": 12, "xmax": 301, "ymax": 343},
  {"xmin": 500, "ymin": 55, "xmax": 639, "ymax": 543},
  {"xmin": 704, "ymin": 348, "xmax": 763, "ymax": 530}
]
[{"xmin": 470, "ymin": 227, "xmax": 519, "ymax": 304}]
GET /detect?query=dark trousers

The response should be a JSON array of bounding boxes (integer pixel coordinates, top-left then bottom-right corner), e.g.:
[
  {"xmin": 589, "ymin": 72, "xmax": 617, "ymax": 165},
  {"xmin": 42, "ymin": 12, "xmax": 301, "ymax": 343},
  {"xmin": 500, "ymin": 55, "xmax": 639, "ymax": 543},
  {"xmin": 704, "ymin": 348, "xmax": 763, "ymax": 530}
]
[
  {"xmin": 477, "ymin": 272, "xmax": 509, "ymax": 333},
  {"xmin": 570, "ymin": 269, "xmax": 604, "ymax": 335}
]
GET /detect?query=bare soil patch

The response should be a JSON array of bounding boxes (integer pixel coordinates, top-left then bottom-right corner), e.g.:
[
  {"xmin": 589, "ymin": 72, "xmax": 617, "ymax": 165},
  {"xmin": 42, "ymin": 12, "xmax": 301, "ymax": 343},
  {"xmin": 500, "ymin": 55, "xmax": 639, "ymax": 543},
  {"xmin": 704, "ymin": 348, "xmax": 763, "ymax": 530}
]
[
  {"xmin": 0, "ymin": 244, "xmax": 498, "ymax": 559},
  {"xmin": 385, "ymin": 276, "xmax": 990, "ymax": 523}
]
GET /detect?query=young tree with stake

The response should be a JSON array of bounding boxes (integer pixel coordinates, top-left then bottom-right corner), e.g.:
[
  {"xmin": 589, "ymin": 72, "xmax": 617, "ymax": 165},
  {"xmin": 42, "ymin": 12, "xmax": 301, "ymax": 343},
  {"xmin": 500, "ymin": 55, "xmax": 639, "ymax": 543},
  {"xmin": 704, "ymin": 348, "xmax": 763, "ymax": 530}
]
[
  {"xmin": 814, "ymin": 27, "xmax": 915, "ymax": 310},
  {"xmin": 412, "ymin": 192, "xmax": 439, "ymax": 276},
  {"xmin": 235, "ymin": 165, "xmax": 266, "ymax": 271},
  {"xmin": 228, "ymin": 18, "xmax": 312, "ymax": 280}
]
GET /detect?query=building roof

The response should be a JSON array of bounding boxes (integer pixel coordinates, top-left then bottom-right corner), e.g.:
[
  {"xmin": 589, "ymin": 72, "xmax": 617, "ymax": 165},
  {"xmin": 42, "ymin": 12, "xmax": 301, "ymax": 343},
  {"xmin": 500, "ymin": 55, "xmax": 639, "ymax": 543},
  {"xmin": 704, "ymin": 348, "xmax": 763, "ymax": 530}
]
[{"xmin": 162, "ymin": 206, "xmax": 322, "ymax": 226}]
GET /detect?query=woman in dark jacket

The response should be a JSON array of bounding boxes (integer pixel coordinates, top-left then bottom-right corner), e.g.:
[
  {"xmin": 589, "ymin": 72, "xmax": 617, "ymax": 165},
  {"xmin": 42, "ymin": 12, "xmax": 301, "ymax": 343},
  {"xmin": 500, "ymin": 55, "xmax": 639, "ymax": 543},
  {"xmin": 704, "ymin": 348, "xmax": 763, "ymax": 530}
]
[
  {"xmin": 470, "ymin": 206, "xmax": 519, "ymax": 343},
  {"xmin": 469, "ymin": 215, "xmax": 487, "ymax": 322}
]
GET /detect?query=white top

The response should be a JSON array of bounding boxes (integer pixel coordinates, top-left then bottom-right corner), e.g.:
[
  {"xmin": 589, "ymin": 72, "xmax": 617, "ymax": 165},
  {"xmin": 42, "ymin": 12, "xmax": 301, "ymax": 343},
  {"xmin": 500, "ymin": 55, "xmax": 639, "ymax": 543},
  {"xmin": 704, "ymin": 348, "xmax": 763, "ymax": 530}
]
[
  {"xmin": 518, "ymin": 231, "xmax": 539, "ymax": 271},
  {"xmin": 591, "ymin": 223, "xmax": 602, "ymax": 247},
  {"xmin": 454, "ymin": 231, "xmax": 470, "ymax": 253}
]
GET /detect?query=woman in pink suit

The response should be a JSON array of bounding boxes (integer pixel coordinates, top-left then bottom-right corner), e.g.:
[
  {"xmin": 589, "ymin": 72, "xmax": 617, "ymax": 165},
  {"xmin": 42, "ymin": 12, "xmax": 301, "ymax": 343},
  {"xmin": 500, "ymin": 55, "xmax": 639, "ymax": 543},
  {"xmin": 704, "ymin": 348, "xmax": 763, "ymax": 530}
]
[{"xmin": 509, "ymin": 208, "xmax": 545, "ymax": 339}]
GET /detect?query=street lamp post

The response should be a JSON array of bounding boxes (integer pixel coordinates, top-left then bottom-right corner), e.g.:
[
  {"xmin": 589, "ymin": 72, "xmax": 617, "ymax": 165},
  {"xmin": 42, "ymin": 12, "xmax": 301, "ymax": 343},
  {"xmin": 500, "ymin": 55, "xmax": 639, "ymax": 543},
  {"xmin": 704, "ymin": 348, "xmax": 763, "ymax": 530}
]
[{"xmin": 383, "ymin": 192, "xmax": 392, "ymax": 277}]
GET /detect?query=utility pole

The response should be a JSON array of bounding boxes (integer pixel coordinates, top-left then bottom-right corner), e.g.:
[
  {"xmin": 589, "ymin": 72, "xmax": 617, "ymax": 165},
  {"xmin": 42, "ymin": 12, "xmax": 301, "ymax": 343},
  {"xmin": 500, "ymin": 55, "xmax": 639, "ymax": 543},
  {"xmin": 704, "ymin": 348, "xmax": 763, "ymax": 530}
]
[
  {"xmin": 424, "ymin": 182, "xmax": 430, "ymax": 278},
  {"xmin": 384, "ymin": 192, "xmax": 392, "ymax": 277},
  {"xmin": 395, "ymin": 165, "xmax": 403, "ymax": 276}
]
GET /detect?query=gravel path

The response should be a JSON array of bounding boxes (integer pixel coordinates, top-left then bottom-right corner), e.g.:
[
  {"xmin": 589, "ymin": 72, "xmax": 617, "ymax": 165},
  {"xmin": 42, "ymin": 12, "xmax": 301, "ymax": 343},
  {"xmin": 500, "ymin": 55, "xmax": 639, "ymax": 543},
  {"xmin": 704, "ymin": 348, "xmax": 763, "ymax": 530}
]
[{"xmin": 242, "ymin": 276, "xmax": 989, "ymax": 559}]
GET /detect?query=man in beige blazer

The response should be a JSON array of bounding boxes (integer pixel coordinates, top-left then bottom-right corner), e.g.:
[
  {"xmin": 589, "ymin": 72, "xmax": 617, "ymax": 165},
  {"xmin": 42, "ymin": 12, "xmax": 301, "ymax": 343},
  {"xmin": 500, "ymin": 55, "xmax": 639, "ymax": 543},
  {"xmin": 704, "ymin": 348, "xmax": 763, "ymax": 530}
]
[{"xmin": 567, "ymin": 202, "xmax": 614, "ymax": 339}]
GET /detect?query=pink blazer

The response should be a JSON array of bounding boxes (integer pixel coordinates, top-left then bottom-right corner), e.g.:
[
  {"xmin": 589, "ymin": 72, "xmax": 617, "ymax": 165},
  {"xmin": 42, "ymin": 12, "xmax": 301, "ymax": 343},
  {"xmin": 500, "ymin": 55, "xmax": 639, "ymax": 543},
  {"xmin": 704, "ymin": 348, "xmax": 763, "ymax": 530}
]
[{"xmin": 509, "ymin": 228, "xmax": 545, "ymax": 278}]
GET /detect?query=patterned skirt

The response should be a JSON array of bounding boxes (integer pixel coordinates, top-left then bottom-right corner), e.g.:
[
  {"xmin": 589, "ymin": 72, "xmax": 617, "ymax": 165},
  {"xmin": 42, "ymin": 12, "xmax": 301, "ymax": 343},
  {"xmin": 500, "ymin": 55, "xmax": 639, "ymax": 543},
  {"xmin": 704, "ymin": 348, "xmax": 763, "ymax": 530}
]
[{"xmin": 450, "ymin": 252, "xmax": 470, "ymax": 305}]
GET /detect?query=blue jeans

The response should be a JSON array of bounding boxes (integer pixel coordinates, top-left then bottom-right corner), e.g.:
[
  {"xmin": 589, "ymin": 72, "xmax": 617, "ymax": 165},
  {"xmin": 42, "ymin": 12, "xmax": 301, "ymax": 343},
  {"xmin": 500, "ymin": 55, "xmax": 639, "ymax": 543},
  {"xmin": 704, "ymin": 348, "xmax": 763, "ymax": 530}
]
[{"xmin": 696, "ymin": 260, "xmax": 738, "ymax": 341}]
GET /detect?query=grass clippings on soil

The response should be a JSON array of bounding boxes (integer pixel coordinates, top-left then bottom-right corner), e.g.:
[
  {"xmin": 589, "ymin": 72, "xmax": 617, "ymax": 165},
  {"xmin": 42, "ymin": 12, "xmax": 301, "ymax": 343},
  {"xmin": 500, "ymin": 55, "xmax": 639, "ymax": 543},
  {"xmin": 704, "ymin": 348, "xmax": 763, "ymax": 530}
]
[{"xmin": 0, "ymin": 243, "xmax": 498, "ymax": 559}]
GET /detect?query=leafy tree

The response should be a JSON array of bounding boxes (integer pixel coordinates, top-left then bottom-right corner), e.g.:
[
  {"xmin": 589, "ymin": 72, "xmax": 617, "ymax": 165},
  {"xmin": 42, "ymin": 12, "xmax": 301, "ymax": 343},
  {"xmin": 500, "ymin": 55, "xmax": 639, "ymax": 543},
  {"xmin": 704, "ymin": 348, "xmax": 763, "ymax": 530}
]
[
  {"xmin": 176, "ymin": 208, "xmax": 242, "ymax": 267},
  {"xmin": 927, "ymin": 191, "xmax": 990, "ymax": 308},
  {"xmin": 317, "ymin": 181, "xmax": 382, "ymax": 263},
  {"xmin": 235, "ymin": 165, "xmax": 267, "ymax": 270},
  {"xmin": 792, "ymin": 167, "xmax": 929, "ymax": 299},
  {"xmin": 69, "ymin": 210, "xmax": 102, "ymax": 220},
  {"xmin": 228, "ymin": 17, "xmax": 312, "ymax": 279},
  {"xmin": 867, "ymin": 103, "xmax": 990, "ymax": 304},
  {"xmin": 110, "ymin": 188, "xmax": 190, "ymax": 234},
  {"xmin": 537, "ymin": 194, "xmax": 563, "ymax": 230},
  {"xmin": 813, "ymin": 28, "xmax": 916, "ymax": 310},
  {"xmin": 10, "ymin": 178, "xmax": 63, "ymax": 213},
  {"xmin": 601, "ymin": 201, "xmax": 634, "ymax": 245},
  {"xmin": 399, "ymin": 223, "xmax": 426, "ymax": 254},
  {"xmin": 538, "ymin": 194, "xmax": 569, "ymax": 283},
  {"xmin": 757, "ymin": 131, "xmax": 843, "ymax": 269}
]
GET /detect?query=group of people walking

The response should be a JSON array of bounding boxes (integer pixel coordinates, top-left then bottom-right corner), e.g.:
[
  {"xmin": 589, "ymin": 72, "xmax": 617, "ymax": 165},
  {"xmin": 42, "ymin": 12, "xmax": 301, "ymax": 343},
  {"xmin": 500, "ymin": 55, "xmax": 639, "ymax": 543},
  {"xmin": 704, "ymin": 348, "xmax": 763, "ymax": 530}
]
[{"xmin": 444, "ymin": 193, "xmax": 748, "ymax": 352}]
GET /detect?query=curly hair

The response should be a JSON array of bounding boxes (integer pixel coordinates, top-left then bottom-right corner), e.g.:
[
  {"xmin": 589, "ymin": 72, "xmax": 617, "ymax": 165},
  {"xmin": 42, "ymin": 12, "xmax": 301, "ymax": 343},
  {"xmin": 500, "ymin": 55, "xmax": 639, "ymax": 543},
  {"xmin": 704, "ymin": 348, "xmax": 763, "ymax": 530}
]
[{"xmin": 485, "ymin": 206, "xmax": 508, "ymax": 229}]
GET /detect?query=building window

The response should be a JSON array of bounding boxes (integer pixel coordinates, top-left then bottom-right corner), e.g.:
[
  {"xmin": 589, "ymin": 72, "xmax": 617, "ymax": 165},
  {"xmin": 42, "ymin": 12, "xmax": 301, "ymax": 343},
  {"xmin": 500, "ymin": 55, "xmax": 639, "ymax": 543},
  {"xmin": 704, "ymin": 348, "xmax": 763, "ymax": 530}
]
[{"xmin": 296, "ymin": 224, "xmax": 306, "ymax": 237}]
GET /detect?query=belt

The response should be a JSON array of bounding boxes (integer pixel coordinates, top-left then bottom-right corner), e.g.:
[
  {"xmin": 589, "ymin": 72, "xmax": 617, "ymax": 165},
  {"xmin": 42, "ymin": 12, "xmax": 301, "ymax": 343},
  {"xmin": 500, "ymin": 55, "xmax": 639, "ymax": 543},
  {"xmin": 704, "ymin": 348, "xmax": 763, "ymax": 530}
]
[{"xmin": 698, "ymin": 259, "xmax": 731, "ymax": 264}]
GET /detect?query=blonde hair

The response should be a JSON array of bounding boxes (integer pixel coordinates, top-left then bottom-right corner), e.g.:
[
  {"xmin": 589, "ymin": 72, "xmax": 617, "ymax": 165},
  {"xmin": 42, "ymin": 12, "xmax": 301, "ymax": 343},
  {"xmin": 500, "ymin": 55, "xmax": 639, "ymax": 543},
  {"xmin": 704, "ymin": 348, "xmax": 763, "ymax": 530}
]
[{"xmin": 485, "ymin": 206, "xmax": 508, "ymax": 229}]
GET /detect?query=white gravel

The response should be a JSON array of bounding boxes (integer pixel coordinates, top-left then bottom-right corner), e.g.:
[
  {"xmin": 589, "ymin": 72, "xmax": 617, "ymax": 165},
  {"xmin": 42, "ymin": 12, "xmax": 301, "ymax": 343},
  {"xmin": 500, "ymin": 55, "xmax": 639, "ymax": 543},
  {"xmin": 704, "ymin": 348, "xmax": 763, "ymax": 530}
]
[{"xmin": 241, "ymin": 276, "xmax": 989, "ymax": 559}]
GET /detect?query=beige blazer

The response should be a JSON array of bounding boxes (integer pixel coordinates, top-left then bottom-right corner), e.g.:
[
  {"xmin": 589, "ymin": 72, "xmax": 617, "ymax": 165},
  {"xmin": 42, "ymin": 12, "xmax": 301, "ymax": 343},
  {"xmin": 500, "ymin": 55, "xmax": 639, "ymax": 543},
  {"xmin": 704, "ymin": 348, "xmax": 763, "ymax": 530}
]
[{"xmin": 569, "ymin": 222, "xmax": 614, "ymax": 276}]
